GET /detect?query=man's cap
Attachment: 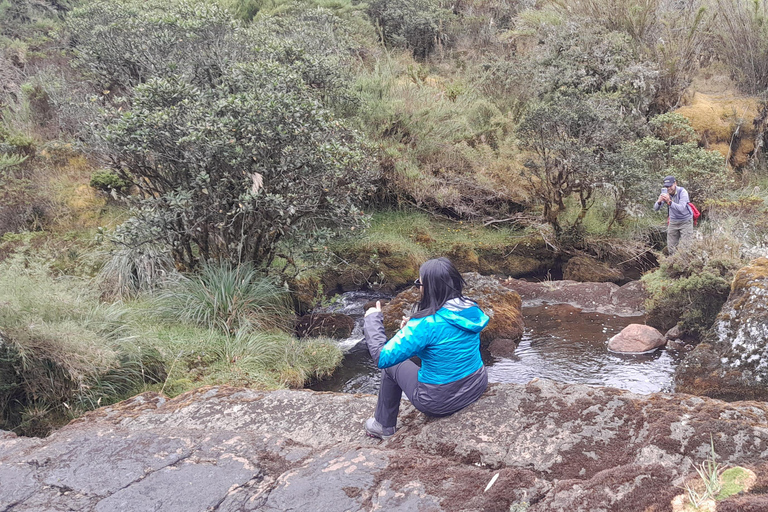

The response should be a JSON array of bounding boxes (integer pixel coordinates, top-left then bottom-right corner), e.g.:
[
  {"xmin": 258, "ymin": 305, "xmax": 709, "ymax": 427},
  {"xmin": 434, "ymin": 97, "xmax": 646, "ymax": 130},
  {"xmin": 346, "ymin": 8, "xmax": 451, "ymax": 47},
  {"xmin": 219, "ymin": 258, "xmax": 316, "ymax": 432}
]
[{"xmin": 663, "ymin": 176, "xmax": 676, "ymax": 187}]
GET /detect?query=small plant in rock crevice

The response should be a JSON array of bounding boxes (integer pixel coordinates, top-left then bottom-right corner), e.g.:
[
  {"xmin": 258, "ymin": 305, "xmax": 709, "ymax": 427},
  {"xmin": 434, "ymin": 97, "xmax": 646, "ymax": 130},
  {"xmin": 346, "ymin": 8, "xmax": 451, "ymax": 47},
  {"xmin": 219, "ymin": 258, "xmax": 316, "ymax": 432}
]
[{"xmin": 682, "ymin": 436, "xmax": 724, "ymax": 510}]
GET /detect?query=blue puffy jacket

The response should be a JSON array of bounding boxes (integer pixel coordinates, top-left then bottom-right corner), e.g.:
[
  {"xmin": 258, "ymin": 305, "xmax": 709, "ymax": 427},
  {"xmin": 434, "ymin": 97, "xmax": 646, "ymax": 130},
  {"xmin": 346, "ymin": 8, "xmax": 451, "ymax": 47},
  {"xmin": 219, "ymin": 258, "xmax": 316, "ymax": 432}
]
[{"xmin": 376, "ymin": 298, "xmax": 490, "ymax": 385}]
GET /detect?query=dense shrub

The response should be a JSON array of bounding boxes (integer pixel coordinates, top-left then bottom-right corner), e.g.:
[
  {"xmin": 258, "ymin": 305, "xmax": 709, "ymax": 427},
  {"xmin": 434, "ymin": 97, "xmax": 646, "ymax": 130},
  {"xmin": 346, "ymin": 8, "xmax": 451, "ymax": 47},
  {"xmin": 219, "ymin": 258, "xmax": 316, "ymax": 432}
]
[
  {"xmin": 480, "ymin": 18, "xmax": 660, "ymax": 116},
  {"xmin": 630, "ymin": 113, "xmax": 728, "ymax": 202},
  {"xmin": 102, "ymin": 66, "xmax": 374, "ymax": 269},
  {"xmin": 89, "ymin": 169, "xmax": 127, "ymax": 192},
  {"xmin": 367, "ymin": 0, "xmax": 452, "ymax": 59},
  {"xmin": 547, "ymin": 0, "xmax": 712, "ymax": 111}
]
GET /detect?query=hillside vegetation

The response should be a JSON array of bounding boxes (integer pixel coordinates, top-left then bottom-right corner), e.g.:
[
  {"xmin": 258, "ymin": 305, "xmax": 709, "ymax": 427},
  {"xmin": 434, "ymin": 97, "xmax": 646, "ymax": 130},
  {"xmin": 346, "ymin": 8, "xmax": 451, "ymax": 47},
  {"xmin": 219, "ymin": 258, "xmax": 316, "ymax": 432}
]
[{"xmin": 1, "ymin": 0, "xmax": 768, "ymax": 434}]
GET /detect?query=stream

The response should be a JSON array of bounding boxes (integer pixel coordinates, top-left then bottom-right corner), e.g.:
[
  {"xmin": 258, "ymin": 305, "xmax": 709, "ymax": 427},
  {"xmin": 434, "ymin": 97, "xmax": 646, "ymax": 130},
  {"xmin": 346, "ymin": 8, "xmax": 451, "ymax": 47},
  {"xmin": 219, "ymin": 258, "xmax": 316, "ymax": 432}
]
[{"xmin": 309, "ymin": 290, "xmax": 683, "ymax": 395}]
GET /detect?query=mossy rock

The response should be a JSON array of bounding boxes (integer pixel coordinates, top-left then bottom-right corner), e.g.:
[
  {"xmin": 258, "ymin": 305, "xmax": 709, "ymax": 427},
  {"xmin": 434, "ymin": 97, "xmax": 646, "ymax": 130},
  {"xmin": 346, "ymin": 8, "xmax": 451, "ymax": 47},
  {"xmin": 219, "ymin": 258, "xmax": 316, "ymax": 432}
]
[
  {"xmin": 381, "ymin": 272, "xmax": 524, "ymax": 344},
  {"xmin": 289, "ymin": 274, "xmax": 322, "ymax": 315},
  {"xmin": 718, "ymin": 466, "xmax": 757, "ymax": 500},
  {"xmin": 321, "ymin": 242, "xmax": 421, "ymax": 295},
  {"xmin": 675, "ymin": 257, "xmax": 768, "ymax": 400},
  {"xmin": 644, "ymin": 269, "xmax": 731, "ymax": 336},
  {"xmin": 447, "ymin": 243, "xmax": 480, "ymax": 272},
  {"xmin": 671, "ymin": 465, "xmax": 757, "ymax": 511}
]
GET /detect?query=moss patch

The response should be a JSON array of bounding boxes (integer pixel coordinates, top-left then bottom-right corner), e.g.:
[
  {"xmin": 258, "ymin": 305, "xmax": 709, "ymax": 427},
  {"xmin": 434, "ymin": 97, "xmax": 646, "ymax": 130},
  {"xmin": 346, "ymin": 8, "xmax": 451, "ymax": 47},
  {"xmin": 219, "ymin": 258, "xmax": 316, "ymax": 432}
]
[
  {"xmin": 676, "ymin": 91, "xmax": 759, "ymax": 168},
  {"xmin": 718, "ymin": 466, "xmax": 757, "ymax": 500}
]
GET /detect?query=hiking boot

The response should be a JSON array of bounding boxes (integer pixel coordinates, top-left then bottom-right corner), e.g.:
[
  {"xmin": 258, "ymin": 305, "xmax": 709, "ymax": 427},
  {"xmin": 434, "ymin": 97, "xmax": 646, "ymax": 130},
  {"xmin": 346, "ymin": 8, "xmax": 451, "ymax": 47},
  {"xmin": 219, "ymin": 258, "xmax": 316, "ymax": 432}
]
[{"xmin": 364, "ymin": 417, "xmax": 395, "ymax": 439}]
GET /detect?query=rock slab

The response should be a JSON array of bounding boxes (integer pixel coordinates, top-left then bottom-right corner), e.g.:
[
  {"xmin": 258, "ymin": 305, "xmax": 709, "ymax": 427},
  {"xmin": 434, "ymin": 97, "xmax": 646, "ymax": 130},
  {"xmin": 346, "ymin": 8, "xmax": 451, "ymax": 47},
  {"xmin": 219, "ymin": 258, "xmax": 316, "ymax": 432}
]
[
  {"xmin": 4, "ymin": 381, "xmax": 768, "ymax": 511},
  {"xmin": 608, "ymin": 324, "xmax": 666, "ymax": 353},
  {"xmin": 505, "ymin": 277, "xmax": 647, "ymax": 316}
]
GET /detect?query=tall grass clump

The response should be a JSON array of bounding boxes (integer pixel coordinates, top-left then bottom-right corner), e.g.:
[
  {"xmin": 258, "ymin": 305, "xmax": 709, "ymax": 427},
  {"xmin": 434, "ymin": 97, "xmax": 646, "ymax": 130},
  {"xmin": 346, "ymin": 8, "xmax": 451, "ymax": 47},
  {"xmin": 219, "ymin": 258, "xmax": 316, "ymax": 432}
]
[
  {"xmin": 207, "ymin": 328, "xmax": 342, "ymax": 388},
  {"xmin": 714, "ymin": 0, "xmax": 768, "ymax": 94},
  {"xmin": 0, "ymin": 255, "xmax": 157, "ymax": 435},
  {"xmin": 681, "ymin": 436, "xmax": 724, "ymax": 510},
  {"xmin": 154, "ymin": 262, "xmax": 294, "ymax": 334},
  {"xmin": 355, "ymin": 57, "xmax": 526, "ymax": 219},
  {"xmin": 99, "ymin": 234, "xmax": 178, "ymax": 299}
]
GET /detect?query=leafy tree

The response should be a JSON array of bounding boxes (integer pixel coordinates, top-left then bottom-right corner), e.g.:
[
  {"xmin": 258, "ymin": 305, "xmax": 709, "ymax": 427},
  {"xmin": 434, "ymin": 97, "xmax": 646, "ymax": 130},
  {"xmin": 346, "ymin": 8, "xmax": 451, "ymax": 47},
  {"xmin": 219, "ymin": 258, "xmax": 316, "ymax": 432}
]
[
  {"xmin": 68, "ymin": 0, "xmax": 244, "ymax": 90},
  {"xmin": 71, "ymin": 0, "xmax": 375, "ymax": 271},
  {"xmin": 516, "ymin": 95, "xmax": 634, "ymax": 239},
  {"xmin": 69, "ymin": 0, "xmax": 359, "ymax": 113},
  {"xmin": 102, "ymin": 66, "xmax": 374, "ymax": 269},
  {"xmin": 481, "ymin": 19, "xmax": 660, "ymax": 117}
]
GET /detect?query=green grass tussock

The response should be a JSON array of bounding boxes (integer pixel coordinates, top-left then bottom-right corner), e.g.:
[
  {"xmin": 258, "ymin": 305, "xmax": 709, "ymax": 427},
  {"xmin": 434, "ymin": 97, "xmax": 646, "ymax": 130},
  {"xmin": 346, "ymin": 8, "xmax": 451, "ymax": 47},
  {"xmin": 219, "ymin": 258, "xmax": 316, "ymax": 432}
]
[
  {"xmin": 0, "ymin": 253, "xmax": 343, "ymax": 436},
  {"xmin": 153, "ymin": 262, "xmax": 294, "ymax": 334},
  {"xmin": 0, "ymin": 255, "xmax": 155, "ymax": 436}
]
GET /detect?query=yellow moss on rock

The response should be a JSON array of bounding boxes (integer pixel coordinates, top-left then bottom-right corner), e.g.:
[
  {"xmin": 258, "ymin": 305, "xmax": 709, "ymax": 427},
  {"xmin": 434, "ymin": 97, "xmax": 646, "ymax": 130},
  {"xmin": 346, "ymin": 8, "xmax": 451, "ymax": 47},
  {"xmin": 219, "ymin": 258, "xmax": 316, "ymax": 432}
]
[
  {"xmin": 676, "ymin": 91, "xmax": 759, "ymax": 168},
  {"xmin": 731, "ymin": 257, "xmax": 768, "ymax": 293}
]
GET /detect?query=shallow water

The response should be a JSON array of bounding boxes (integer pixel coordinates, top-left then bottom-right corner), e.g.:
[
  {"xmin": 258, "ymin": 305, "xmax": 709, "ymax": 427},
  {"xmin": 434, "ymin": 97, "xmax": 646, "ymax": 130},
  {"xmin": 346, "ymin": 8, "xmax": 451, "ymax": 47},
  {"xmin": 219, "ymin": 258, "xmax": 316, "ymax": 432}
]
[{"xmin": 310, "ymin": 293, "xmax": 683, "ymax": 395}]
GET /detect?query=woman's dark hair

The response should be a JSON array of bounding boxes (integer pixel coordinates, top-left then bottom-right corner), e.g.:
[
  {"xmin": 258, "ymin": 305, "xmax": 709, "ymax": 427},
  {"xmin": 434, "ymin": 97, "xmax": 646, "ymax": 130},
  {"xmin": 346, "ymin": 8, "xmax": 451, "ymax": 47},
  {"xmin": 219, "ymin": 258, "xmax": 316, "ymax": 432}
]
[{"xmin": 411, "ymin": 257, "xmax": 467, "ymax": 319}]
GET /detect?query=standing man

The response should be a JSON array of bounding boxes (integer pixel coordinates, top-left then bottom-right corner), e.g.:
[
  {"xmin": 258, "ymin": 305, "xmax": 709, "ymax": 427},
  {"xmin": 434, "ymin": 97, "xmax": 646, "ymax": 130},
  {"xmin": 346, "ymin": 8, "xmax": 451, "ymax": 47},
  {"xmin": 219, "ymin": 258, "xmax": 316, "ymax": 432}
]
[{"xmin": 654, "ymin": 175, "xmax": 693, "ymax": 255}]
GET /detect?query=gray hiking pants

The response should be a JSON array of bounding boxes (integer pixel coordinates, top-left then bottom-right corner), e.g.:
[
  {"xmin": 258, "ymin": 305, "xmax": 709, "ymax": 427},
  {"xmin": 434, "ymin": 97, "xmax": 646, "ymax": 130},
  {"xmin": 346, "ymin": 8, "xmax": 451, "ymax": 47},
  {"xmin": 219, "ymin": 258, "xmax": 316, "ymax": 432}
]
[{"xmin": 667, "ymin": 219, "xmax": 694, "ymax": 255}]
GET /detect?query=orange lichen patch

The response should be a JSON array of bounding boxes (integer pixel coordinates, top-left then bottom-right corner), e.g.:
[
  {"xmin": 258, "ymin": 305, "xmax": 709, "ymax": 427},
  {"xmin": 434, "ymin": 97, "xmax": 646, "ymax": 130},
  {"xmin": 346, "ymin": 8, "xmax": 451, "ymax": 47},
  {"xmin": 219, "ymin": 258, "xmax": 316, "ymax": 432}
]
[
  {"xmin": 710, "ymin": 141, "xmax": 731, "ymax": 159},
  {"xmin": 63, "ymin": 183, "xmax": 107, "ymax": 228},
  {"xmin": 731, "ymin": 257, "xmax": 768, "ymax": 292},
  {"xmin": 732, "ymin": 138, "xmax": 756, "ymax": 167},
  {"xmin": 676, "ymin": 91, "xmax": 760, "ymax": 167},
  {"xmin": 677, "ymin": 92, "xmax": 759, "ymax": 141}
]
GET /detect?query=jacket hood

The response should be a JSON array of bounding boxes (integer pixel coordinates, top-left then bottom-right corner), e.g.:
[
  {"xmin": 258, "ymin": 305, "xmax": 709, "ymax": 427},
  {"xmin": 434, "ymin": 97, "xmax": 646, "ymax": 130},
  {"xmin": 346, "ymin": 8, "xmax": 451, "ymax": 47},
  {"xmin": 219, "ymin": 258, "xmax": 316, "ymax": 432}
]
[{"xmin": 436, "ymin": 298, "xmax": 489, "ymax": 333}]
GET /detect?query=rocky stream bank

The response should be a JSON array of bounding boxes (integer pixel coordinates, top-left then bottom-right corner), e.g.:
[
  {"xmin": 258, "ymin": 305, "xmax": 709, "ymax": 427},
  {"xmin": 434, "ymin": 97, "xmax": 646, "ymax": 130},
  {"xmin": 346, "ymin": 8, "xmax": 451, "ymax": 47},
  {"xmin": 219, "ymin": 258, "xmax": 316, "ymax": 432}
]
[{"xmin": 3, "ymin": 381, "xmax": 768, "ymax": 512}]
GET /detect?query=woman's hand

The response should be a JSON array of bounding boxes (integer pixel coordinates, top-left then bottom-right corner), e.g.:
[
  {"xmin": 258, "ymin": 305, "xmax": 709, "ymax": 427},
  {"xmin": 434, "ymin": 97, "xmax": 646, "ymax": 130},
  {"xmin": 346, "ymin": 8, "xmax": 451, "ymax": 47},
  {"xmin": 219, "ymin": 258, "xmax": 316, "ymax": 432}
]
[
  {"xmin": 400, "ymin": 316, "xmax": 409, "ymax": 329},
  {"xmin": 364, "ymin": 300, "xmax": 382, "ymax": 317}
]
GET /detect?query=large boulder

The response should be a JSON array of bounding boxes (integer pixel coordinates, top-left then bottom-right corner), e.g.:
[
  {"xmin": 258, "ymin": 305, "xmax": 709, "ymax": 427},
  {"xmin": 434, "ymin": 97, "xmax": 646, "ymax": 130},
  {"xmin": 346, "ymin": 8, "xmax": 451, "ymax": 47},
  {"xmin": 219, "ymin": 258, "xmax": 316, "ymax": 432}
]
[
  {"xmin": 608, "ymin": 324, "xmax": 666, "ymax": 353},
  {"xmin": 381, "ymin": 273, "xmax": 524, "ymax": 347},
  {"xmin": 5, "ymin": 382, "xmax": 768, "ymax": 511},
  {"xmin": 562, "ymin": 256, "xmax": 624, "ymax": 283},
  {"xmin": 676, "ymin": 257, "xmax": 768, "ymax": 400}
]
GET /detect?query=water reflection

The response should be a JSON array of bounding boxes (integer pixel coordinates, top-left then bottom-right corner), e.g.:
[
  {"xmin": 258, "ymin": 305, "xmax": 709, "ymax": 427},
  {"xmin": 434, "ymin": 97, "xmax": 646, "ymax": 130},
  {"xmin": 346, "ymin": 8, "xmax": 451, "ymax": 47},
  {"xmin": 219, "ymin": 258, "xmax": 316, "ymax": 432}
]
[
  {"xmin": 310, "ymin": 296, "xmax": 683, "ymax": 395},
  {"xmin": 485, "ymin": 305, "xmax": 681, "ymax": 394}
]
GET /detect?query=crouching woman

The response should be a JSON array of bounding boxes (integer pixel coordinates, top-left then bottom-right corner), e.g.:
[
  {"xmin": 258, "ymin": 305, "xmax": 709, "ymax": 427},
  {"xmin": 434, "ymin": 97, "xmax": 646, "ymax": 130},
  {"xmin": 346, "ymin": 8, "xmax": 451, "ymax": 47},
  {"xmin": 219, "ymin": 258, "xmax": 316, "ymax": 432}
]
[{"xmin": 363, "ymin": 257, "xmax": 490, "ymax": 439}]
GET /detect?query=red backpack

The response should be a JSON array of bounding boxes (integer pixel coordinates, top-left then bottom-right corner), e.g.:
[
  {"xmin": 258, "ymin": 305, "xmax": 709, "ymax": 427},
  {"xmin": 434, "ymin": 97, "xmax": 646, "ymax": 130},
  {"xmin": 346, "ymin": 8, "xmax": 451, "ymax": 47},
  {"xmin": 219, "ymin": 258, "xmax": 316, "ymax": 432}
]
[
  {"xmin": 688, "ymin": 202, "xmax": 701, "ymax": 226},
  {"xmin": 667, "ymin": 203, "xmax": 701, "ymax": 226}
]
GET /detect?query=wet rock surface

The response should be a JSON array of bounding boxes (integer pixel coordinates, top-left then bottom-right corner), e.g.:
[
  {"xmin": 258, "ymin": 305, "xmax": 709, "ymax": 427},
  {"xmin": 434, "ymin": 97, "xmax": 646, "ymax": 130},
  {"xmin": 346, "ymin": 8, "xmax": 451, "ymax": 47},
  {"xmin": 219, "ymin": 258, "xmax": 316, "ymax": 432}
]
[
  {"xmin": 505, "ymin": 277, "xmax": 647, "ymax": 316},
  {"xmin": 676, "ymin": 257, "xmax": 768, "ymax": 400},
  {"xmin": 4, "ymin": 381, "xmax": 768, "ymax": 511}
]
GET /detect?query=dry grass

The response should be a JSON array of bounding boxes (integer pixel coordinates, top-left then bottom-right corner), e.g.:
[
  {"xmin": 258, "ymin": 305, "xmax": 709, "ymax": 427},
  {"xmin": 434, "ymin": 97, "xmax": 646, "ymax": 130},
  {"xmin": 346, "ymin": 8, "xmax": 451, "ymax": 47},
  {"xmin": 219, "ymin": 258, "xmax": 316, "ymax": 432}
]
[{"xmin": 675, "ymin": 91, "xmax": 760, "ymax": 166}]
